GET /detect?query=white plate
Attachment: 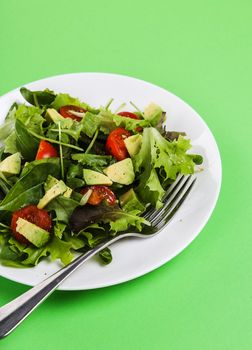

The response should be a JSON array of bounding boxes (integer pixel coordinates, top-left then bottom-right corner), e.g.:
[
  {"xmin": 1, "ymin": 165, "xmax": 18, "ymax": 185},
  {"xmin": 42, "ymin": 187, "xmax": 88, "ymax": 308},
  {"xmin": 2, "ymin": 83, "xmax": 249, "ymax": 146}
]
[{"xmin": 0, "ymin": 73, "xmax": 222, "ymax": 290}]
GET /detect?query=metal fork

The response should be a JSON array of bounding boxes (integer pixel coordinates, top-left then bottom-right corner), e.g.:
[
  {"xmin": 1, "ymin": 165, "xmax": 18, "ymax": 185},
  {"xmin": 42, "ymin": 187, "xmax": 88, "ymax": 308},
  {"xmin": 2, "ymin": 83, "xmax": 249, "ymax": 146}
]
[{"xmin": 0, "ymin": 175, "xmax": 196, "ymax": 339}]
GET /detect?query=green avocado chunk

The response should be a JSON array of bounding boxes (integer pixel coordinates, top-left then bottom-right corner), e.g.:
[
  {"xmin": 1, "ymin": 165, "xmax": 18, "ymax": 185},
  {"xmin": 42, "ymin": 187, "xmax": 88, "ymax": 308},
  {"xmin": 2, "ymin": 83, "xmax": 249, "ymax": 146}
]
[
  {"xmin": 124, "ymin": 134, "xmax": 142, "ymax": 157},
  {"xmin": 46, "ymin": 108, "xmax": 66, "ymax": 123},
  {"xmin": 45, "ymin": 175, "xmax": 72, "ymax": 198},
  {"xmin": 103, "ymin": 158, "xmax": 135, "ymax": 185},
  {"xmin": 83, "ymin": 169, "xmax": 112, "ymax": 185},
  {"xmin": 37, "ymin": 180, "xmax": 67, "ymax": 209},
  {"xmin": 16, "ymin": 218, "xmax": 50, "ymax": 248},
  {"xmin": 143, "ymin": 102, "xmax": 163, "ymax": 126},
  {"xmin": 0, "ymin": 152, "xmax": 21, "ymax": 177}
]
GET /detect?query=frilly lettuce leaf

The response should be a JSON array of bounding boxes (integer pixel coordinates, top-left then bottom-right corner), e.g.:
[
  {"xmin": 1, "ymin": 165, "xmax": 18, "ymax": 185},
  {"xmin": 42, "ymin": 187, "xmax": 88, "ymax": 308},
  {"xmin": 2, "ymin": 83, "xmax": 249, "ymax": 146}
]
[
  {"xmin": 4, "ymin": 235, "xmax": 74, "ymax": 266},
  {"xmin": 133, "ymin": 127, "xmax": 196, "ymax": 208},
  {"xmin": 51, "ymin": 93, "xmax": 99, "ymax": 114},
  {"xmin": 81, "ymin": 109, "xmax": 149, "ymax": 137}
]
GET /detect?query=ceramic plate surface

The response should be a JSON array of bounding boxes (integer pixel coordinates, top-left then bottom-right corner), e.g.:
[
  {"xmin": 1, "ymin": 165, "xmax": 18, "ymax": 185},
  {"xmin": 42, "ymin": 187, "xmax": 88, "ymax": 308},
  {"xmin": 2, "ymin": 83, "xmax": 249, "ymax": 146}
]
[{"xmin": 0, "ymin": 73, "xmax": 222, "ymax": 290}]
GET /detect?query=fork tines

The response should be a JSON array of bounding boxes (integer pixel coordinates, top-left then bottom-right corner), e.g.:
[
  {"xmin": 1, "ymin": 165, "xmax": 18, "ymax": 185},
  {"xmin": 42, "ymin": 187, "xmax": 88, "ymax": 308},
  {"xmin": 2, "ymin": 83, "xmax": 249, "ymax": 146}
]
[{"xmin": 144, "ymin": 175, "xmax": 196, "ymax": 228}]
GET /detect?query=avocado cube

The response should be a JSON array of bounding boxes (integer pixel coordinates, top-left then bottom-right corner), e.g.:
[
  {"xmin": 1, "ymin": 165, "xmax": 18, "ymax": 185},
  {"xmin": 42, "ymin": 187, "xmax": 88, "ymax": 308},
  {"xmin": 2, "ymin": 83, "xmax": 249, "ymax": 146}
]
[
  {"xmin": 46, "ymin": 108, "xmax": 65, "ymax": 123},
  {"xmin": 103, "ymin": 158, "xmax": 135, "ymax": 185},
  {"xmin": 16, "ymin": 218, "xmax": 50, "ymax": 248},
  {"xmin": 44, "ymin": 175, "xmax": 72, "ymax": 198},
  {"xmin": 0, "ymin": 152, "xmax": 21, "ymax": 177},
  {"xmin": 83, "ymin": 169, "xmax": 112, "ymax": 186},
  {"xmin": 124, "ymin": 134, "xmax": 142, "ymax": 157},
  {"xmin": 37, "ymin": 180, "xmax": 67, "ymax": 209}
]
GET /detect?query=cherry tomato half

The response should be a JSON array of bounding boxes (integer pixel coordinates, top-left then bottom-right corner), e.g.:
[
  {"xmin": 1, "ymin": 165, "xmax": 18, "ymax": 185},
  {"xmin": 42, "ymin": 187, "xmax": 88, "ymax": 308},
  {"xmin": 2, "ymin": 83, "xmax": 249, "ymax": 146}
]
[
  {"xmin": 105, "ymin": 128, "xmax": 131, "ymax": 161},
  {"xmin": 35, "ymin": 140, "xmax": 58, "ymax": 160},
  {"xmin": 59, "ymin": 105, "xmax": 86, "ymax": 122},
  {"xmin": 11, "ymin": 205, "xmax": 52, "ymax": 245},
  {"xmin": 80, "ymin": 186, "xmax": 116, "ymax": 206},
  {"xmin": 117, "ymin": 111, "xmax": 139, "ymax": 119}
]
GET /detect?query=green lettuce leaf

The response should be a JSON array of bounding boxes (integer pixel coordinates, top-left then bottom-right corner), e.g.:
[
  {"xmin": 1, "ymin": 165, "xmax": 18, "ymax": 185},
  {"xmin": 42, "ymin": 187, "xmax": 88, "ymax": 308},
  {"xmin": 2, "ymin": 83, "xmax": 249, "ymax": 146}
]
[
  {"xmin": 47, "ymin": 119, "xmax": 83, "ymax": 142},
  {"xmin": 0, "ymin": 104, "xmax": 44, "ymax": 155},
  {"xmin": 46, "ymin": 195, "xmax": 81, "ymax": 223},
  {"xmin": 70, "ymin": 203, "xmax": 150, "ymax": 234},
  {"xmin": 51, "ymin": 93, "xmax": 99, "ymax": 114},
  {"xmin": 81, "ymin": 109, "xmax": 149, "ymax": 137},
  {"xmin": 4, "ymin": 132, "xmax": 18, "ymax": 154},
  {"xmin": 133, "ymin": 127, "xmax": 196, "ymax": 208},
  {"xmin": 46, "ymin": 236, "xmax": 73, "ymax": 265},
  {"xmin": 15, "ymin": 104, "xmax": 45, "ymax": 134},
  {"xmin": 6, "ymin": 235, "xmax": 74, "ymax": 266},
  {"xmin": 109, "ymin": 209, "xmax": 148, "ymax": 233}
]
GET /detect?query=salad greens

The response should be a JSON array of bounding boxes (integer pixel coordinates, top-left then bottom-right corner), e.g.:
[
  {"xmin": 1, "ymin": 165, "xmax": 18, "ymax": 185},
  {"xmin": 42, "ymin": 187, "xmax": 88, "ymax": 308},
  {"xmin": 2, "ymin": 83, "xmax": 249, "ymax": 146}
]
[{"xmin": 0, "ymin": 87, "xmax": 203, "ymax": 268}]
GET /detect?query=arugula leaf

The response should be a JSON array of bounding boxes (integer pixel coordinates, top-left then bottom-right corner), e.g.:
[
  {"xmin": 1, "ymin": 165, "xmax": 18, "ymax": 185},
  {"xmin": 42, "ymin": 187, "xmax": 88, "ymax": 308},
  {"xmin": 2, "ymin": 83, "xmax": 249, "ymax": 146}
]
[
  {"xmin": 72, "ymin": 153, "xmax": 112, "ymax": 168},
  {"xmin": 20, "ymin": 87, "xmax": 56, "ymax": 107}
]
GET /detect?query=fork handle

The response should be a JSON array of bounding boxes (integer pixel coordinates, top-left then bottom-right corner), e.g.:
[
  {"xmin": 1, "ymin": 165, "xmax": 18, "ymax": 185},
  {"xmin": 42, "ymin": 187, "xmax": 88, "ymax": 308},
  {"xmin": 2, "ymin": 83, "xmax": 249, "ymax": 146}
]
[{"xmin": 0, "ymin": 234, "xmax": 123, "ymax": 339}]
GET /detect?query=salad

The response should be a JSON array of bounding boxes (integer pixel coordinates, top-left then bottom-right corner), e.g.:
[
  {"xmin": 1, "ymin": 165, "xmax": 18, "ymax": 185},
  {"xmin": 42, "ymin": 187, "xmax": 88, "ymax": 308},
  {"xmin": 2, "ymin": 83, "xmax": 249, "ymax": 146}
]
[{"xmin": 0, "ymin": 87, "xmax": 202, "ymax": 267}]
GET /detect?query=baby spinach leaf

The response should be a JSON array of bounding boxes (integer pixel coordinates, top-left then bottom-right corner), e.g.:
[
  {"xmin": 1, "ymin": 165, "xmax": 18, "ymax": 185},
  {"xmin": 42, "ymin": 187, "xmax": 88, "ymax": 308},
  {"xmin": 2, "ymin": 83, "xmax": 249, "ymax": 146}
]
[
  {"xmin": 15, "ymin": 119, "xmax": 39, "ymax": 160},
  {"xmin": 0, "ymin": 183, "xmax": 43, "ymax": 213},
  {"xmin": 0, "ymin": 159, "xmax": 60, "ymax": 212},
  {"xmin": 20, "ymin": 87, "xmax": 56, "ymax": 107},
  {"xmin": 46, "ymin": 196, "xmax": 81, "ymax": 223}
]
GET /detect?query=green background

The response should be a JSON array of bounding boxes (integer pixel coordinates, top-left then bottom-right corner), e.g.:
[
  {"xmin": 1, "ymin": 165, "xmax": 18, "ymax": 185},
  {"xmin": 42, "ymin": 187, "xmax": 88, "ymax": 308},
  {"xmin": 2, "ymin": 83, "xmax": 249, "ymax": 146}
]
[{"xmin": 0, "ymin": 0, "xmax": 251, "ymax": 349}]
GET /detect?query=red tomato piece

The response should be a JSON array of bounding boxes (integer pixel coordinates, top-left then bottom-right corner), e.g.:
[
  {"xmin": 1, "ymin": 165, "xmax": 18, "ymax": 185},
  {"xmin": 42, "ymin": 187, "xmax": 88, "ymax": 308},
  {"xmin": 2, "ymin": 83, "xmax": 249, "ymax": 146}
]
[
  {"xmin": 59, "ymin": 105, "xmax": 86, "ymax": 122},
  {"xmin": 117, "ymin": 111, "xmax": 139, "ymax": 119},
  {"xmin": 35, "ymin": 140, "xmax": 58, "ymax": 160},
  {"xmin": 11, "ymin": 205, "xmax": 52, "ymax": 245},
  {"xmin": 117, "ymin": 111, "xmax": 143, "ymax": 132},
  {"xmin": 105, "ymin": 127, "xmax": 131, "ymax": 161},
  {"xmin": 80, "ymin": 186, "xmax": 116, "ymax": 206}
]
